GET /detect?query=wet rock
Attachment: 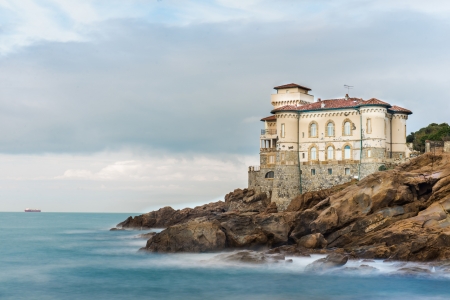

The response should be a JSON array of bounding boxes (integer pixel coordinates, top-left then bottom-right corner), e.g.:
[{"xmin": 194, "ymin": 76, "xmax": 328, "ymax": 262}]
[
  {"xmin": 394, "ymin": 266, "xmax": 432, "ymax": 276},
  {"xmin": 109, "ymin": 228, "xmax": 125, "ymax": 231},
  {"xmin": 137, "ymin": 232, "xmax": 157, "ymax": 239},
  {"xmin": 215, "ymin": 250, "xmax": 285, "ymax": 264},
  {"xmin": 305, "ymin": 253, "xmax": 348, "ymax": 272}
]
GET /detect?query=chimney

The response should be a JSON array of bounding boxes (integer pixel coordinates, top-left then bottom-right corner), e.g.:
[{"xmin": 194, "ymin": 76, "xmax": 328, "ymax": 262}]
[
  {"xmin": 345, "ymin": 94, "xmax": 349, "ymax": 100},
  {"xmin": 318, "ymin": 98, "xmax": 321, "ymax": 102}
]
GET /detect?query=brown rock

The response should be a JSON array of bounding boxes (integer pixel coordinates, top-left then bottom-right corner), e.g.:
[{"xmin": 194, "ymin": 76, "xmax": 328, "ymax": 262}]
[
  {"xmin": 145, "ymin": 218, "xmax": 226, "ymax": 253},
  {"xmin": 297, "ymin": 233, "xmax": 327, "ymax": 249}
]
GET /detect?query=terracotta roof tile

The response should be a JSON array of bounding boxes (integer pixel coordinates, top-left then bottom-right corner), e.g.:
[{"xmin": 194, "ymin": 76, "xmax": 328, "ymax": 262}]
[
  {"xmin": 273, "ymin": 83, "xmax": 311, "ymax": 90},
  {"xmin": 388, "ymin": 105, "xmax": 413, "ymax": 114},
  {"xmin": 271, "ymin": 98, "xmax": 363, "ymax": 113},
  {"xmin": 260, "ymin": 115, "xmax": 276, "ymax": 121},
  {"xmin": 359, "ymin": 98, "xmax": 390, "ymax": 106},
  {"xmin": 270, "ymin": 96, "xmax": 412, "ymax": 115}
]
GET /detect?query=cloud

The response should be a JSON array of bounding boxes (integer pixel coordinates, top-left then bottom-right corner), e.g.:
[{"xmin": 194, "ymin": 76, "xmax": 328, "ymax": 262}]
[
  {"xmin": 0, "ymin": 151, "xmax": 258, "ymax": 212},
  {"xmin": 0, "ymin": 0, "xmax": 450, "ymax": 212}
]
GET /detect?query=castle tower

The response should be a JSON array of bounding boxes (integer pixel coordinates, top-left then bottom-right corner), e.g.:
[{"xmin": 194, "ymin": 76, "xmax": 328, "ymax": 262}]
[{"xmin": 271, "ymin": 83, "xmax": 314, "ymax": 109}]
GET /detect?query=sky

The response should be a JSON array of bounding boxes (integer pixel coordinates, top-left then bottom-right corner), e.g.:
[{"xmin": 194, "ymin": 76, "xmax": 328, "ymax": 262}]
[{"xmin": 0, "ymin": 0, "xmax": 449, "ymax": 212}]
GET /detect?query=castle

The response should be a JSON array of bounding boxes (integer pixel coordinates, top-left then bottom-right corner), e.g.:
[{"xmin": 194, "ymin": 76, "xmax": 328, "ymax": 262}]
[{"xmin": 248, "ymin": 83, "xmax": 413, "ymax": 210}]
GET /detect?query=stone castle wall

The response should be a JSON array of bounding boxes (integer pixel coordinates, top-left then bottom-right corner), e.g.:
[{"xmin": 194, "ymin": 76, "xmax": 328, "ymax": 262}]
[{"xmin": 249, "ymin": 161, "xmax": 385, "ymax": 211}]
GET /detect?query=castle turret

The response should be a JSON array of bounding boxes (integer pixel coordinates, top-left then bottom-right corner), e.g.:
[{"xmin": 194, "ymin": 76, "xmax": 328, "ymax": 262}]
[{"xmin": 271, "ymin": 83, "xmax": 314, "ymax": 109}]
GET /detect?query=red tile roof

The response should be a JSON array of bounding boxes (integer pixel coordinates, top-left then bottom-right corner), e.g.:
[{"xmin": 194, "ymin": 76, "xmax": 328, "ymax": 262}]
[
  {"xmin": 273, "ymin": 83, "xmax": 311, "ymax": 91},
  {"xmin": 270, "ymin": 97, "xmax": 411, "ymax": 114},
  {"xmin": 260, "ymin": 115, "xmax": 276, "ymax": 121},
  {"xmin": 271, "ymin": 98, "xmax": 363, "ymax": 113},
  {"xmin": 388, "ymin": 105, "xmax": 413, "ymax": 115},
  {"xmin": 361, "ymin": 98, "xmax": 390, "ymax": 106}
]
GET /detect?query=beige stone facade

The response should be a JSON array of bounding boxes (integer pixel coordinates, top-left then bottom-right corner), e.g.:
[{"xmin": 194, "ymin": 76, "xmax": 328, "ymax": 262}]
[{"xmin": 249, "ymin": 83, "xmax": 413, "ymax": 210}]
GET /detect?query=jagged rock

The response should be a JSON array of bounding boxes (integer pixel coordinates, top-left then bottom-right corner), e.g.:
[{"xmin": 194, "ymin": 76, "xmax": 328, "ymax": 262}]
[
  {"xmin": 117, "ymin": 202, "xmax": 227, "ymax": 229},
  {"xmin": 289, "ymin": 209, "xmax": 319, "ymax": 242},
  {"xmin": 305, "ymin": 253, "xmax": 348, "ymax": 272},
  {"xmin": 297, "ymin": 233, "xmax": 327, "ymax": 249},
  {"xmin": 263, "ymin": 202, "xmax": 278, "ymax": 214},
  {"xmin": 286, "ymin": 180, "xmax": 357, "ymax": 212},
  {"xmin": 226, "ymin": 189, "xmax": 271, "ymax": 213},
  {"xmin": 145, "ymin": 218, "xmax": 226, "ymax": 253}
]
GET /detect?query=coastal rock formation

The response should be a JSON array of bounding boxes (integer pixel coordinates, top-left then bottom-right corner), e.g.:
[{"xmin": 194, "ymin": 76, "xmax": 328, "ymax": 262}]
[
  {"xmin": 119, "ymin": 153, "xmax": 450, "ymax": 262},
  {"xmin": 117, "ymin": 202, "xmax": 228, "ymax": 229},
  {"xmin": 145, "ymin": 218, "xmax": 226, "ymax": 253},
  {"xmin": 118, "ymin": 189, "xmax": 270, "ymax": 229}
]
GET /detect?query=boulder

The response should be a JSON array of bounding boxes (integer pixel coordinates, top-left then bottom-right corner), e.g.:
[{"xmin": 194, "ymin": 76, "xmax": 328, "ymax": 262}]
[
  {"xmin": 305, "ymin": 253, "xmax": 348, "ymax": 272},
  {"xmin": 145, "ymin": 218, "xmax": 226, "ymax": 253},
  {"xmin": 297, "ymin": 233, "xmax": 327, "ymax": 249},
  {"xmin": 226, "ymin": 189, "xmax": 271, "ymax": 213}
]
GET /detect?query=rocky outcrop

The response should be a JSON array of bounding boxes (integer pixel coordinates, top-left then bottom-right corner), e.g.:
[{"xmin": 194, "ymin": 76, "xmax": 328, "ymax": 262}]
[
  {"xmin": 225, "ymin": 189, "xmax": 270, "ymax": 213},
  {"xmin": 121, "ymin": 153, "xmax": 450, "ymax": 262},
  {"xmin": 145, "ymin": 218, "xmax": 226, "ymax": 253},
  {"xmin": 118, "ymin": 189, "xmax": 270, "ymax": 229},
  {"xmin": 297, "ymin": 233, "xmax": 327, "ymax": 249},
  {"xmin": 117, "ymin": 202, "xmax": 228, "ymax": 229}
]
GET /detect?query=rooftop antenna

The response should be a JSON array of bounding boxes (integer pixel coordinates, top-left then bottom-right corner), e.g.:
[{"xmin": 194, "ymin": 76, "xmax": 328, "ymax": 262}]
[{"xmin": 344, "ymin": 85, "xmax": 353, "ymax": 95}]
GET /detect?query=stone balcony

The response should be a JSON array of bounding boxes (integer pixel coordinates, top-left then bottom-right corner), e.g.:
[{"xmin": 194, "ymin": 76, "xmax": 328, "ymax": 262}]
[{"xmin": 260, "ymin": 129, "xmax": 277, "ymax": 140}]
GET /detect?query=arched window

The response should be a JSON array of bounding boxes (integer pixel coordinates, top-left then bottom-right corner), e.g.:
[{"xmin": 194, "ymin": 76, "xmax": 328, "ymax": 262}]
[
  {"xmin": 310, "ymin": 147, "xmax": 317, "ymax": 160},
  {"xmin": 327, "ymin": 146, "xmax": 334, "ymax": 160},
  {"xmin": 327, "ymin": 122, "xmax": 334, "ymax": 136},
  {"xmin": 344, "ymin": 121, "xmax": 351, "ymax": 136},
  {"xmin": 310, "ymin": 123, "xmax": 317, "ymax": 137},
  {"xmin": 344, "ymin": 145, "xmax": 351, "ymax": 159},
  {"xmin": 367, "ymin": 149, "xmax": 372, "ymax": 158},
  {"xmin": 265, "ymin": 171, "xmax": 274, "ymax": 178}
]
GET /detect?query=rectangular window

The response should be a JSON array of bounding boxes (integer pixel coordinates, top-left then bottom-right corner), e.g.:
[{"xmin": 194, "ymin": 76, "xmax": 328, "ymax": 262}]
[
  {"xmin": 281, "ymin": 124, "xmax": 285, "ymax": 138},
  {"xmin": 367, "ymin": 150, "xmax": 372, "ymax": 158},
  {"xmin": 328, "ymin": 168, "xmax": 332, "ymax": 175},
  {"xmin": 281, "ymin": 153, "xmax": 285, "ymax": 161},
  {"xmin": 302, "ymin": 132, "xmax": 304, "ymax": 138},
  {"xmin": 367, "ymin": 119, "xmax": 372, "ymax": 133},
  {"xmin": 302, "ymin": 153, "xmax": 305, "ymax": 159},
  {"xmin": 311, "ymin": 169, "xmax": 316, "ymax": 175},
  {"xmin": 345, "ymin": 168, "xmax": 350, "ymax": 175},
  {"xmin": 269, "ymin": 156, "xmax": 275, "ymax": 164}
]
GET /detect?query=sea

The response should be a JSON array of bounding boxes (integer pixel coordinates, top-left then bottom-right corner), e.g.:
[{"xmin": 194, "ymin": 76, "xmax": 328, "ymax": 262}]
[{"xmin": 1, "ymin": 212, "xmax": 450, "ymax": 300}]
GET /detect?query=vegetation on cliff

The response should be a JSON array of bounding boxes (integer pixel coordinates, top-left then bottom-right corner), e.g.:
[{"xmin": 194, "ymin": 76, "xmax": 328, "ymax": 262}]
[{"xmin": 407, "ymin": 123, "xmax": 450, "ymax": 151}]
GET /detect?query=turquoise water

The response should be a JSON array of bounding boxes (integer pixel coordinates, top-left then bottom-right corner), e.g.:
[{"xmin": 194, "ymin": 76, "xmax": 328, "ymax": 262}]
[{"xmin": 1, "ymin": 212, "xmax": 450, "ymax": 300}]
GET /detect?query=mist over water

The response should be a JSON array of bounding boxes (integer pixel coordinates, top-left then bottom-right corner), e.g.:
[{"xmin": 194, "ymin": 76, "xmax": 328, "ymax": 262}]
[{"xmin": 1, "ymin": 212, "xmax": 450, "ymax": 300}]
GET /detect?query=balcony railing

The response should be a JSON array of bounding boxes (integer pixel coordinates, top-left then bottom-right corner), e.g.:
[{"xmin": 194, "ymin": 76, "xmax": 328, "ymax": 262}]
[{"xmin": 261, "ymin": 129, "xmax": 277, "ymax": 135}]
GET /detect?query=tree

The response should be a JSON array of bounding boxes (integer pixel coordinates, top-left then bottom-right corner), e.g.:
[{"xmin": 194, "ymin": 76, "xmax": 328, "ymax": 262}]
[{"xmin": 409, "ymin": 123, "xmax": 450, "ymax": 152}]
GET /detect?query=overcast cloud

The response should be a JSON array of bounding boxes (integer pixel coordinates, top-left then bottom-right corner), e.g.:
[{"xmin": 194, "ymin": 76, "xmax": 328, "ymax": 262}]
[{"xmin": 0, "ymin": 0, "xmax": 449, "ymax": 211}]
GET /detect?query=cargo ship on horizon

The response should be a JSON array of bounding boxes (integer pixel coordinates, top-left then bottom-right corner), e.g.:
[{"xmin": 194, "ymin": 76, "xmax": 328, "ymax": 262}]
[{"xmin": 24, "ymin": 208, "xmax": 41, "ymax": 212}]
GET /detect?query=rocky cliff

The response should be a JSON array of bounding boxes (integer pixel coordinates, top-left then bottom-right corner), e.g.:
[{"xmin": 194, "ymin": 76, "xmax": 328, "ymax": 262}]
[{"xmin": 118, "ymin": 153, "xmax": 450, "ymax": 262}]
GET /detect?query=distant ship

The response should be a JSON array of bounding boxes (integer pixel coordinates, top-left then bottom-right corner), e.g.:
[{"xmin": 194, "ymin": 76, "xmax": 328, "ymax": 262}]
[{"xmin": 24, "ymin": 208, "xmax": 41, "ymax": 212}]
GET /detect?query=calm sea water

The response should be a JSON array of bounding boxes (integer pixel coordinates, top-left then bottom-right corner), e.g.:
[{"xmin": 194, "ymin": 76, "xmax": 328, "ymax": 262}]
[{"xmin": 1, "ymin": 212, "xmax": 450, "ymax": 300}]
